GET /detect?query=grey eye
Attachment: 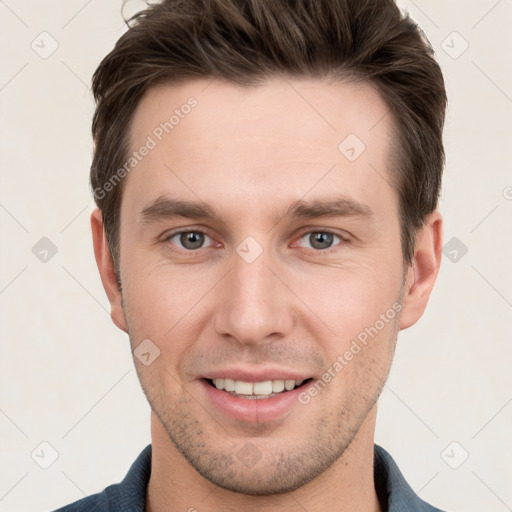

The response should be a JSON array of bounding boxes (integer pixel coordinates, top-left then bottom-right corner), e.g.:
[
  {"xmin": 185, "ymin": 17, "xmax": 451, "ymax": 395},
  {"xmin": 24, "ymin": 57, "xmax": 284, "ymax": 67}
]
[
  {"xmin": 298, "ymin": 232, "xmax": 342, "ymax": 251},
  {"xmin": 169, "ymin": 231, "xmax": 213, "ymax": 250}
]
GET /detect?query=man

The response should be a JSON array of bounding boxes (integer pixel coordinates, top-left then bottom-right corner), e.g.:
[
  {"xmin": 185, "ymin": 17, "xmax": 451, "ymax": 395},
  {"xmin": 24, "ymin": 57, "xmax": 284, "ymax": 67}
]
[{"xmin": 55, "ymin": 0, "xmax": 448, "ymax": 510}]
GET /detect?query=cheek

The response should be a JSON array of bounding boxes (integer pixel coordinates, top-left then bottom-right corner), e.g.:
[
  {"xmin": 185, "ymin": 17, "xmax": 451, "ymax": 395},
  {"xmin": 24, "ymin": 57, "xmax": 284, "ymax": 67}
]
[
  {"xmin": 287, "ymin": 260, "xmax": 403, "ymax": 342},
  {"xmin": 121, "ymin": 258, "xmax": 218, "ymax": 352},
  {"xmin": 123, "ymin": 249, "xmax": 213, "ymax": 310}
]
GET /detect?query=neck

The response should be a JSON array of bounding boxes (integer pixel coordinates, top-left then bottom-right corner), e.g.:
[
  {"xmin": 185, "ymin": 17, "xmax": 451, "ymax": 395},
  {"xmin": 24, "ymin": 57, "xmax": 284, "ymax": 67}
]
[{"xmin": 146, "ymin": 407, "xmax": 382, "ymax": 512}]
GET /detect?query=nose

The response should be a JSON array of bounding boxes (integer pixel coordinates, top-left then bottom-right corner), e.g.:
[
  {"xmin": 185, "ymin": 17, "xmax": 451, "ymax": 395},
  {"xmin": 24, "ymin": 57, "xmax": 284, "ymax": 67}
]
[{"xmin": 214, "ymin": 247, "xmax": 294, "ymax": 346}]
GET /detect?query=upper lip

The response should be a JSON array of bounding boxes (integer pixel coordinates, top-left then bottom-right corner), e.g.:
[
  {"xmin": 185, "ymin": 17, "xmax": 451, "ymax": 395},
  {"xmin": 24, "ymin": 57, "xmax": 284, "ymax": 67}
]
[{"xmin": 202, "ymin": 368, "xmax": 312, "ymax": 383}]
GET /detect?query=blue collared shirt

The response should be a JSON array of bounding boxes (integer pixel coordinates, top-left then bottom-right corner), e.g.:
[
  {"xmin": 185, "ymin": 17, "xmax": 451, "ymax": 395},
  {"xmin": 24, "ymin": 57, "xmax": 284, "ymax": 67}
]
[{"xmin": 53, "ymin": 444, "xmax": 447, "ymax": 511}]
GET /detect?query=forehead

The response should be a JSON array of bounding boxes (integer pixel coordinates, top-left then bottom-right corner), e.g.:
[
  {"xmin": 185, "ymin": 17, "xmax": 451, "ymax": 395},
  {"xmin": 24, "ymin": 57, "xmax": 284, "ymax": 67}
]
[{"xmin": 123, "ymin": 77, "xmax": 397, "ymax": 224}]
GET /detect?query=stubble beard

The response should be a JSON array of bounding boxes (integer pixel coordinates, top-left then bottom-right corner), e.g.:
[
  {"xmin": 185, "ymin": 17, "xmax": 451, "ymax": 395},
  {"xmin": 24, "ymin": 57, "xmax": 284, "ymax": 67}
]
[{"xmin": 122, "ymin": 279, "xmax": 405, "ymax": 495}]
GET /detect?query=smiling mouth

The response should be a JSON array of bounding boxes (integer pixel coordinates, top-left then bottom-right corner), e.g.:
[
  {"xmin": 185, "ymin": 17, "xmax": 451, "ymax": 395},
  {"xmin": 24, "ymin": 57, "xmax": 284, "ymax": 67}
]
[{"xmin": 205, "ymin": 378, "xmax": 313, "ymax": 399}]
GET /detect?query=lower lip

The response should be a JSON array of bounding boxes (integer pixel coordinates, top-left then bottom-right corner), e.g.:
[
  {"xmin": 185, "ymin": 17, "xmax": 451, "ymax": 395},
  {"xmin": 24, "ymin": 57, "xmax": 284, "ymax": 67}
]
[{"xmin": 200, "ymin": 379, "xmax": 307, "ymax": 423}]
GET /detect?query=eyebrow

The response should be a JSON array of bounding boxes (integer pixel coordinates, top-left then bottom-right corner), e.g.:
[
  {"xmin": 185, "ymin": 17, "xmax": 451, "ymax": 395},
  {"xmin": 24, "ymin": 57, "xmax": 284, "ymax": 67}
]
[
  {"xmin": 138, "ymin": 195, "xmax": 375, "ymax": 226},
  {"xmin": 287, "ymin": 197, "xmax": 374, "ymax": 221}
]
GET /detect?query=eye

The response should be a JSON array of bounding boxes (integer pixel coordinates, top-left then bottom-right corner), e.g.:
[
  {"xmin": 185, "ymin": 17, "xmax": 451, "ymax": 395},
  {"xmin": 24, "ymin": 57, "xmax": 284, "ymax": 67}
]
[
  {"xmin": 165, "ymin": 230, "xmax": 215, "ymax": 251},
  {"xmin": 163, "ymin": 229, "xmax": 345, "ymax": 253},
  {"xmin": 296, "ymin": 231, "xmax": 345, "ymax": 251}
]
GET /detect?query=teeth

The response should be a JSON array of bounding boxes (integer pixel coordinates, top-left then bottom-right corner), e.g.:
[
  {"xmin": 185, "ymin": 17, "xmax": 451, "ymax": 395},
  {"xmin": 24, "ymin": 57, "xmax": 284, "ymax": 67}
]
[
  {"xmin": 272, "ymin": 380, "xmax": 285, "ymax": 393},
  {"xmin": 224, "ymin": 378, "xmax": 235, "ymax": 392},
  {"xmin": 284, "ymin": 380, "xmax": 295, "ymax": 391},
  {"xmin": 253, "ymin": 381, "xmax": 273, "ymax": 395},
  {"xmin": 211, "ymin": 378, "xmax": 305, "ymax": 397},
  {"xmin": 234, "ymin": 380, "xmax": 253, "ymax": 395}
]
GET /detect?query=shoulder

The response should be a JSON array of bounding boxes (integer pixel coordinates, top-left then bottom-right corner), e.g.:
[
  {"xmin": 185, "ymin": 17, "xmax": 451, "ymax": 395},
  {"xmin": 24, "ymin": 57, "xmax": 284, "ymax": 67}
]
[
  {"xmin": 52, "ymin": 490, "xmax": 109, "ymax": 512},
  {"xmin": 51, "ymin": 445, "xmax": 152, "ymax": 512},
  {"xmin": 374, "ymin": 444, "xmax": 449, "ymax": 512}
]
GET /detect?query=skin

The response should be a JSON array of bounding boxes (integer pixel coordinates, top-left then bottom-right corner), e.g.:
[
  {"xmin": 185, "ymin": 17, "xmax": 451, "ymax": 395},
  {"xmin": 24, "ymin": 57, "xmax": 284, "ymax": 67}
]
[{"xmin": 92, "ymin": 77, "xmax": 442, "ymax": 512}]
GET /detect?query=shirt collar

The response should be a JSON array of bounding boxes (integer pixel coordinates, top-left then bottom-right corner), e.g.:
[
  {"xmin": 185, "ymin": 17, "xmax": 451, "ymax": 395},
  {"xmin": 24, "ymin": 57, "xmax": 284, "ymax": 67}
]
[{"xmin": 374, "ymin": 444, "xmax": 444, "ymax": 511}]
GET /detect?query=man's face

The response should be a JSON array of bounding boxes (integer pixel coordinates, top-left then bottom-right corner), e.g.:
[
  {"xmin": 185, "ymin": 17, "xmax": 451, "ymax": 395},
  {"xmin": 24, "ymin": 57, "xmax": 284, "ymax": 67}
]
[{"xmin": 117, "ymin": 77, "xmax": 406, "ymax": 493}]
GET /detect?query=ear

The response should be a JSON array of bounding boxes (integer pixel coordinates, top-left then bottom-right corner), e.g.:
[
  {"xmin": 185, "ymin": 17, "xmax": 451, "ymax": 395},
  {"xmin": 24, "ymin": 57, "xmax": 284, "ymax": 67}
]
[
  {"xmin": 399, "ymin": 210, "xmax": 443, "ymax": 330},
  {"xmin": 91, "ymin": 208, "xmax": 128, "ymax": 333}
]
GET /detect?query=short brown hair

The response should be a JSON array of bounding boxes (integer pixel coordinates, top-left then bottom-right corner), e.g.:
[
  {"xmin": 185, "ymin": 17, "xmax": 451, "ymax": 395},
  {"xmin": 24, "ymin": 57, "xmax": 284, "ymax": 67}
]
[{"xmin": 90, "ymin": 0, "xmax": 447, "ymax": 270}]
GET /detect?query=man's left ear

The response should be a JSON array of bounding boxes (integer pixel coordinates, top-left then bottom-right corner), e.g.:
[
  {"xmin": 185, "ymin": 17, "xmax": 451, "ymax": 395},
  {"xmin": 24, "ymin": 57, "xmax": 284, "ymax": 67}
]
[{"xmin": 399, "ymin": 210, "xmax": 443, "ymax": 330}]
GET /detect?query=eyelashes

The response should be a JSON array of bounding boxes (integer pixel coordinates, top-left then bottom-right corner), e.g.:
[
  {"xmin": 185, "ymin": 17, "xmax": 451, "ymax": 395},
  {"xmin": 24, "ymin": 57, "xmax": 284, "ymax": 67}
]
[
  {"xmin": 163, "ymin": 228, "xmax": 348, "ymax": 254},
  {"xmin": 295, "ymin": 231, "xmax": 345, "ymax": 252}
]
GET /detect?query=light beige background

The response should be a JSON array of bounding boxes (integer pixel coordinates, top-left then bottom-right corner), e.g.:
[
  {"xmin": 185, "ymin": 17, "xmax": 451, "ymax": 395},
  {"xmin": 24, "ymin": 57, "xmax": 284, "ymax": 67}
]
[{"xmin": 1, "ymin": 1, "xmax": 511, "ymax": 511}]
